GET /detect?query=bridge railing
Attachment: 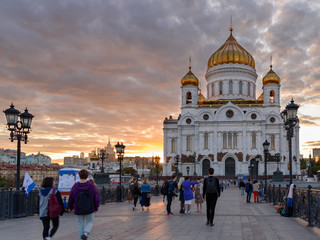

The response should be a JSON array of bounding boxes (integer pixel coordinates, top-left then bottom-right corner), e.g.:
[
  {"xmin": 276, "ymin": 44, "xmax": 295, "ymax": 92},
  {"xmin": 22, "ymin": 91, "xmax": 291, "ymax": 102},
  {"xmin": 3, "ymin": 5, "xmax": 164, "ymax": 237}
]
[{"xmin": 265, "ymin": 184, "xmax": 320, "ymax": 228}]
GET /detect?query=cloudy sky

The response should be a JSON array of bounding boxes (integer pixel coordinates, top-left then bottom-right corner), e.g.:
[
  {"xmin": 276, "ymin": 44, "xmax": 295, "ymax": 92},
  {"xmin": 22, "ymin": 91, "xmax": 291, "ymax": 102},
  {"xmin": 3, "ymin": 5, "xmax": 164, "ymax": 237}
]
[{"xmin": 0, "ymin": 0, "xmax": 319, "ymax": 163}]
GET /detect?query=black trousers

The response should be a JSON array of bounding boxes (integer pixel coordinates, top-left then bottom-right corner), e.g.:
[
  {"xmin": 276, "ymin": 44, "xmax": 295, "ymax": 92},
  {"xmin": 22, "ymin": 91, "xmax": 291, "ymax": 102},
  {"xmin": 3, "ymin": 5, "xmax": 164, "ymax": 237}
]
[
  {"xmin": 166, "ymin": 195, "xmax": 173, "ymax": 213},
  {"xmin": 206, "ymin": 194, "xmax": 218, "ymax": 224},
  {"xmin": 133, "ymin": 197, "xmax": 138, "ymax": 207},
  {"xmin": 41, "ymin": 216, "xmax": 59, "ymax": 239}
]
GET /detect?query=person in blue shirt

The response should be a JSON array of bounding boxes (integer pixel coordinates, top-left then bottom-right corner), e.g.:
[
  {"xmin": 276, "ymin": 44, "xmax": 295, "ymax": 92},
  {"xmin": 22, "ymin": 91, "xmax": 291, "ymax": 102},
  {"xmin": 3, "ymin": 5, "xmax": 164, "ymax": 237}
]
[
  {"xmin": 182, "ymin": 176, "xmax": 199, "ymax": 214},
  {"xmin": 166, "ymin": 174, "xmax": 177, "ymax": 215},
  {"xmin": 140, "ymin": 178, "xmax": 151, "ymax": 211}
]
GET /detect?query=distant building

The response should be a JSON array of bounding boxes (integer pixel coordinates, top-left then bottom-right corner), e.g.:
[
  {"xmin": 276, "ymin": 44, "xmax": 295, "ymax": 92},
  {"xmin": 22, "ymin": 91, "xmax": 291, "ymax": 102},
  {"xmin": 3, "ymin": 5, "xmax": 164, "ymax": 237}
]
[
  {"xmin": 104, "ymin": 139, "xmax": 116, "ymax": 162},
  {"xmin": 123, "ymin": 156, "xmax": 154, "ymax": 169},
  {"xmin": 0, "ymin": 151, "xmax": 51, "ymax": 165},
  {"xmin": 64, "ymin": 155, "xmax": 85, "ymax": 166}
]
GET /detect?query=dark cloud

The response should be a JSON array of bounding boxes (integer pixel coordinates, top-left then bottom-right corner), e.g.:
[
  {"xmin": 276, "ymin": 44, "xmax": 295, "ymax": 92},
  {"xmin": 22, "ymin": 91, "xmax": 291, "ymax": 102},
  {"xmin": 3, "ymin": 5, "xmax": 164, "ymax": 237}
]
[{"xmin": 0, "ymin": 0, "xmax": 319, "ymax": 159}]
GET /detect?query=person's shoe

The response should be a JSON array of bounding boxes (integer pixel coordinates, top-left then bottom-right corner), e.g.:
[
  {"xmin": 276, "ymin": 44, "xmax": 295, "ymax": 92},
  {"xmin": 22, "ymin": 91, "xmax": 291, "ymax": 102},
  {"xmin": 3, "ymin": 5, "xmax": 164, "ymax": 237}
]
[
  {"xmin": 44, "ymin": 237, "xmax": 51, "ymax": 240},
  {"xmin": 167, "ymin": 213, "xmax": 171, "ymax": 215},
  {"xmin": 210, "ymin": 222, "xmax": 214, "ymax": 226},
  {"xmin": 132, "ymin": 206, "xmax": 135, "ymax": 211},
  {"xmin": 169, "ymin": 212, "xmax": 174, "ymax": 215},
  {"xmin": 81, "ymin": 232, "xmax": 88, "ymax": 240},
  {"xmin": 206, "ymin": 221, "xmax": 209, "ymax": 225}
]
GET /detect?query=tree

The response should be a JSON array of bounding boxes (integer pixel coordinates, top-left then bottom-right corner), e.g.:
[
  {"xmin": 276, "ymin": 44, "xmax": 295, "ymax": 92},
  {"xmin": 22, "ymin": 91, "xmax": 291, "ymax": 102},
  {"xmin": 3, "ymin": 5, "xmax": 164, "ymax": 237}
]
[
  {"xmin": 0, "ymin": 177, "xmax": 7, "ymax": 189},
  {"xmin": 311, "ymin": 161, "xmax": 320, "ymax": 175},
  {"xmin": 300, "ymin": 158, "xmax": 307, "ymax": 170},
  {"xmin": 116, "ymin": 167, "xmax": 137, "ymax": 176},
  {"xmin": 150, "ymin": 166, "xmax": 163, "ymax": 176}
]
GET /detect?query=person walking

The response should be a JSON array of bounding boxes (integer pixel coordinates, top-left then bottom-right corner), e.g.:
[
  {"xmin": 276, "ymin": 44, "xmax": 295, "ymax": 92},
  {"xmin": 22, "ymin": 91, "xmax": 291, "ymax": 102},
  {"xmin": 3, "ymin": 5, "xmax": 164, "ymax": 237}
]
[
  {"xmin": 194, "ymin": 178, "xmax": 204, "ymax": 212},
  {"xmin": 245, "ymin": 179, "xmax": 253, "ymax": 203},
  {"xmin": 68, "ymin": 169, "xmax": 100, "ymax": 240},
  {"xmin": 220, "ymin": 182, "xmax": 224, "ymax": 193},
  {"xmin": 203, "ymin": 168, "xmax": 220, "ymax": 226},
  {"xmin": 39, "ymin": 177, "xmax": 64, "ymax": 240},
  {"xmin": 140, "ymin": 178, "xmax": 151, "ymax": 211},
  {"xmin": 177, "ymin": 177, "xmax": 185, "ymax": 214},
  {"xmin": 130, "ymin": 178, "xmax": 141, "ymax": 210},
  {"xmin": 161, "ymin": 179, "xmax": 169, "ymax": 203},
  {"xmin": 253, "ymin": 180, "xmax": 260, "ymax": 203},
  {"xmin": 166, "ymin": 174, "xmax": 177, "ymax": 215},
  {"xmin": 239, "ymin": 180, "xmax": 245, "ymax": 196},
  {"xmin": 182, "ymin": 176, "xmax": 199, "ymax": 214}
]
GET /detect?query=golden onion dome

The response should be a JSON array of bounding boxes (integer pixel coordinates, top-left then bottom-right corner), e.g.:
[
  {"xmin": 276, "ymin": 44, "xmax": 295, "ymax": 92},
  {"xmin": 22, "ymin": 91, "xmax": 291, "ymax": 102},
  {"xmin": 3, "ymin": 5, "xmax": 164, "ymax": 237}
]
[
  {"xmin": 207, "ymin": 28, "xmax": 255, "ymax": 69},
  {"xmin": 198, "ymin": 91, "xmax": 206, "ymax": 104},
  {"xmin": 181, "ymin": 65, "xmax": 199, "ymax": 87},
  {"xmin": 263, "ymin": 65, "xmax": 280, "ymax": 85}
]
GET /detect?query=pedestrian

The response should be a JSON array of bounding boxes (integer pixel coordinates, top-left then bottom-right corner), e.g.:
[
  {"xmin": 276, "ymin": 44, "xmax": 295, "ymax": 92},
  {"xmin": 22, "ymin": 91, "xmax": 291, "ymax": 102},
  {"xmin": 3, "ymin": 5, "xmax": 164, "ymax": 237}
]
[
  {"xmin": 39, "ymin": 177, "xmax": 64, "ymax": 240},
  {"xmin": 166, "ymin": 174, "xmax": 177, "ymax": 215},
  {"xmin": 203, "ymin": 168, "xmax": 220, "ymax": 226},
  {"xmin": 140, "ymin": 178, "xmax": 151, "ymax": 211},
  {"xmin": 130, "ymin": 178, "xmax": 141, "ymax": 210},
  {"xmin": 182, "ymin": 176, "xmax": 199, "ymax": 214},
  {"xmin": 194, "ymin": 177, "xmax": 204, "ymax": 212},
  {"xmin": 161, "ymin": 179, "xmax": 169, "ymax": 203},
  {"xmin": 68, "ymin": 169, "xmax": 100, "ymax": 240},
  {"xmin": 245, "ymin": 179, "xmax": 253, "ymax": 203},
  {"xmin": 253, "ymin": 180, "xmax": 260, "ymax": 203},
  {"xmin": 177, "ymin": 177, "xmax": 185, "ymax": 214},
  {"xmin": 239, "ymin": 180, "xmax": 245, "ymax": 196},
  {"xmin": 220, "ymin": 182, "xmax": 224, "ymax": 192}
]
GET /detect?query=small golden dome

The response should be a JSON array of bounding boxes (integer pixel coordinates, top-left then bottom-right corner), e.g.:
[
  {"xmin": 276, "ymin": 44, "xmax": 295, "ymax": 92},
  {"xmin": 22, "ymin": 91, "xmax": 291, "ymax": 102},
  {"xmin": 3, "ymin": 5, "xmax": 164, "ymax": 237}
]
[
  {"xmin": 198, "ymin": 91, "xmax": 206, "ymax": 104},
  {"xmin": 207, "ymin": 28, "xmax": 255, "ymax": 69},
  {"xmin": 263, "ymin": 65, "xmax": 280, "ymax": 85},
  {"xmin": 90, "ymin": 154, "xmax": 99, "ymax": 161},
  {"xmin": 181, "ymin": 66, "xmax": 199, "ymax": 86}
]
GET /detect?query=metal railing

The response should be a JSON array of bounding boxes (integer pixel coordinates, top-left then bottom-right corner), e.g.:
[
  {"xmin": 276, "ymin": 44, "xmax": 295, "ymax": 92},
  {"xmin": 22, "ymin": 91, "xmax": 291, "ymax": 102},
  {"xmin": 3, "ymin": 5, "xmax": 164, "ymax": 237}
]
[
  {"xmin": 264, "ymin": 184, "xmax": 320, "ymax": 228},
  {"xmin": 0, "ymin": 185, "xmax": 161, "ymax": 220}
]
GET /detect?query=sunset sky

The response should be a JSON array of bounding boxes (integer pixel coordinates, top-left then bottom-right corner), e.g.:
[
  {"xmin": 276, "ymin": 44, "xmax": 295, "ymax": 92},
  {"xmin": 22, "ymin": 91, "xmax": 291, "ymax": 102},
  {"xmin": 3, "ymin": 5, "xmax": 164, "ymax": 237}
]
[{"xmin": 0, "ymin": 0, "xmax": 320, "ymax": 164}]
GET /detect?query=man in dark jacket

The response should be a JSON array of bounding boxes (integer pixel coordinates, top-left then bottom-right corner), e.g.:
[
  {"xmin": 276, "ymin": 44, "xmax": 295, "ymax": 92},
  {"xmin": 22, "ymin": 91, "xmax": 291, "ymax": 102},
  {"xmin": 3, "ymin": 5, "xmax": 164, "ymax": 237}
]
[
  {"xmin": 166, "ymin": 174, "xmax": 177, "ymax": 215},
  {"xmin": 203, "ymin": 168, "xmax": 220, "ymax": 226},
  {"xmin": 68, "ymin": 169, "xmax": 100, "ymax": 240}
]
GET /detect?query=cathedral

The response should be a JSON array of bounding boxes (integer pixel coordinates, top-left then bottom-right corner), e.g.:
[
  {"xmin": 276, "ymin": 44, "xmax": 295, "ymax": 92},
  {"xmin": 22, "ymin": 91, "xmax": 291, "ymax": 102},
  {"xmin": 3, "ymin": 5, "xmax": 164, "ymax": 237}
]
[{"xmin": 162, "ymin": 27, "xmax": 300, "ymax": 177}]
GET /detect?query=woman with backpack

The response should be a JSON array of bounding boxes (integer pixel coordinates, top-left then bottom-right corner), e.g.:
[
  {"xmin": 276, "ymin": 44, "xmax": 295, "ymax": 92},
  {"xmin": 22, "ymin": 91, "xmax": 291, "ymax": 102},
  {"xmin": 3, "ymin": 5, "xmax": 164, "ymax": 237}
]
[
  {"xmin": 68, "ymin": 169, "xmax": 100, "ymax": 240},
  {"xmin": 39, "ymin": 177, "xmax": 64, "ymax": 240}
]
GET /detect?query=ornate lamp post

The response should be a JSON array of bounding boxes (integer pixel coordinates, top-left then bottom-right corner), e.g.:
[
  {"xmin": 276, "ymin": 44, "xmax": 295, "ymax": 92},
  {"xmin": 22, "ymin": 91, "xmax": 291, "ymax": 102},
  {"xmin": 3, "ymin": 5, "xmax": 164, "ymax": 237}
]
[
  {"xmin": 193, "ymin": 151, "xmax": 197, "ymax": 176},
  {"xmin": 154, "ymin": 156, "xmax": 160, "ymax": 196},
  {"xmin": 263, "ymin": 140, "xmax": 270, "ymax": 191},
  {"xmin": 3, "ymin": 104, "xmax": 34, "ymax": 190},
  {"xmin": 115, "ymin": 142, "xmax": 125, "ymax": 202},
  {"xmin": 99, "ymin": 149, "xmax": 108, "ymax": 173},
  {"xmin": 282, "ymin": 99, "xmax": 299, "ymax": 185}
]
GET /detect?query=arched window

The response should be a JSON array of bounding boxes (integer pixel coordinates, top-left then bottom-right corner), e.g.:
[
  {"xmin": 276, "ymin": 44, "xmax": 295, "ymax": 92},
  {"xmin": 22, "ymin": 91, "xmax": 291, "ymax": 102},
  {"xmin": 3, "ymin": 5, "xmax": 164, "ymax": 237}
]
[
  {"xmin": 252, "ymin": 132, "xmax": 256, "ymax": 149},
  {"xmin": 211, "ymin": 83, "xmax": 214, "ymax": 97},
  {"xmin": 219, "ymin": 82, "xmax": 223, "ymax": 95},
  {"xmin": 186, "ymin": 166, "xmax": 190, "ymax": 176},
  {"xmin": 271, "ymin": 134, "xmax": 275, "ymax": 150},
  {"xmin": 171, "ymin": 138, "xmax": 175, "ymax": 153},
  {"xmin": 248, "ymin": 83, "xmax": 251, "ymax": 96},
  {"xmin": 228, "ymin": 133, "xmax": 232, "ymax": 149},
  {"xmin": 233, "ymin": 133, "xmax": 237, "ymax": 149},
  {"xmin": 186, "ymin": 136, "xmax": 191, "ymax": 151},
  {"xmin": 204, "ymin": 133, "xmax": 208, "ymax": 149},
  {"xmin": 186, "ymin": 92, "xmax": 192, "ymax": 104},
  {"xmin": 229, "ymin": 80, "xmax": 233, "ymax": 94},
  {"xmin": 239, "ymin": 81, "xmax": 243, "ymax": 94},
  {"xmin": 269, "ymin": 90, "xmax": 275, "ymax": 103},
  {"xmin": 223, "ymin": 133, "xmax": 227, "ymax": 149}
]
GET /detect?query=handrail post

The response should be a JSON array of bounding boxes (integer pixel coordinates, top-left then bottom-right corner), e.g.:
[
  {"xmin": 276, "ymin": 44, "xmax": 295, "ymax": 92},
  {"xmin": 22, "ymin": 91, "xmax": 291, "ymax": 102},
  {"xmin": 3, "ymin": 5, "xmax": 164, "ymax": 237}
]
[
  {"xmin": 0, "ymin": 188, "xmax": 4, "ymax": 220},
  {"xmin": 307, "ymin": 185, "xmax": 312, "ymax": 227}
]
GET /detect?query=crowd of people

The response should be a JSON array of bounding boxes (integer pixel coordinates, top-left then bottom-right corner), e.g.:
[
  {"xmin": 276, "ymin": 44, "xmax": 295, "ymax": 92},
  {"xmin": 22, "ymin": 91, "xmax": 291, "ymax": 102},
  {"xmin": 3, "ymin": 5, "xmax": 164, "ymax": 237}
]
[{"xmin": 239, "ymin": 178, "xmax": 266, "ymax": 203}]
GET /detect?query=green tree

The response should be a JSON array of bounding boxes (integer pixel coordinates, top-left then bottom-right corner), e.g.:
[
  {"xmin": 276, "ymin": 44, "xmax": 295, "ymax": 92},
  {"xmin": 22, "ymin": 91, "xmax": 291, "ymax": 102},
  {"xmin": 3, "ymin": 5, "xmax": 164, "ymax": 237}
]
[
  {"xmin": 117, "ymin": 167, "xmax": 137, "ymax": 176},
  {"xmin": 311, "ymin": 161, "xmax": 320, "ymax": 175},
  {"xmin": 300, "ymin": 158, "xmax": 307, "ymax": 170},
  {"xmin": 0, "ymin": 177, "xmax": 7, "ymax": 189},
  {"xmin": 150, "ymin": 166, "xmax": 163, "ymax": 176}
]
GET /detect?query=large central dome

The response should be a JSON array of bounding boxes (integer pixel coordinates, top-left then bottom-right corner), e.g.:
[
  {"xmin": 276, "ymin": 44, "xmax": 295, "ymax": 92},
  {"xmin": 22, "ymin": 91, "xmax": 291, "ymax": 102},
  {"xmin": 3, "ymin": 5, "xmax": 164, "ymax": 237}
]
[{"xmin": 207, "ymin": 28, "xmax": 255, "ymax": 69}]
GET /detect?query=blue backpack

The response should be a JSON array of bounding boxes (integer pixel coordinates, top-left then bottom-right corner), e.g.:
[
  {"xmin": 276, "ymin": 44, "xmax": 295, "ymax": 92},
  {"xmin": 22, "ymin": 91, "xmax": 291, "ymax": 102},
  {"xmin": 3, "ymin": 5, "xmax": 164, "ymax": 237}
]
[{"xmin": 245, "ymin": 183, "xmax": 251, "ymax": 193}]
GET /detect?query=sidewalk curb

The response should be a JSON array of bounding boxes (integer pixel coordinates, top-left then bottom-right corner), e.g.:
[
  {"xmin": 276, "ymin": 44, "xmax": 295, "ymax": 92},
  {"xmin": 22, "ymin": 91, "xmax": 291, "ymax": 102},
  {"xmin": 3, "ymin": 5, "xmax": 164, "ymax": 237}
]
[{"xmin": 294, "ymin": 217, "xmax": 320, "ymax": 237}]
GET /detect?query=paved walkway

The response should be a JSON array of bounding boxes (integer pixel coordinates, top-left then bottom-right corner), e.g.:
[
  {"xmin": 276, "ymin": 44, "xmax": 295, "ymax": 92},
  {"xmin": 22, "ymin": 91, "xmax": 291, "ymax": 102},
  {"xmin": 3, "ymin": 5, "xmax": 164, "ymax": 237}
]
[{"xmin": 1, "ymin": 187, "xmax": 320, "ymax": 240}]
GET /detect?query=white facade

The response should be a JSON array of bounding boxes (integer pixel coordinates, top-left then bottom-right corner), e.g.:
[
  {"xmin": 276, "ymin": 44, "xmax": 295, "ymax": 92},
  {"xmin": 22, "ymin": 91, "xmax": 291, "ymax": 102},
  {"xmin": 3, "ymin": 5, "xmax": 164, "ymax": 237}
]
[{"xmin": 163, "ymin": 30, "xmax": 300, "ymax": 177}]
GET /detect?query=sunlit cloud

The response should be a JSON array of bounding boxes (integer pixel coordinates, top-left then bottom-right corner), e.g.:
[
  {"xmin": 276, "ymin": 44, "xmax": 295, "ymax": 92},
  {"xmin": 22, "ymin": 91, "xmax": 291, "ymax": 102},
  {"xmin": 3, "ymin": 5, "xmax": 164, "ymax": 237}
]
[{"xmin": 0, "ymin": 0, "xmax": 319, "ymax": 160}]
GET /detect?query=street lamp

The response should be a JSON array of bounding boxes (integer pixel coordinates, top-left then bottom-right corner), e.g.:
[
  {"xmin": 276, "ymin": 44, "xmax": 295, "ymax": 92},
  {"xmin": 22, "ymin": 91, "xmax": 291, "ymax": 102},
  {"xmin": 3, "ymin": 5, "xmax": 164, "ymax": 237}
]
[
  {"xmin": 99, "ymin": 149, "xmax": 108, "ymax": 173},
  {"xmin": 154, "ymin": 156, "xmax": 161, "ymax": 196},
  {"xmin": 3, "ymin": 104, "xmax": 34, "ymax": 190},
  {"xmin": 282, "ymin": 99, "xmax": 299, "ymax": 185},
  {"xmin": 263, "ymin": 140, "xmax": 270, "ymax": 191},
  {"xmin": 193, "ymin": 151, "xmax": 197, "ymax": 176},
  {"xmin": 115, "ymin": 142, "xmax": 125, "ymax": 202}
]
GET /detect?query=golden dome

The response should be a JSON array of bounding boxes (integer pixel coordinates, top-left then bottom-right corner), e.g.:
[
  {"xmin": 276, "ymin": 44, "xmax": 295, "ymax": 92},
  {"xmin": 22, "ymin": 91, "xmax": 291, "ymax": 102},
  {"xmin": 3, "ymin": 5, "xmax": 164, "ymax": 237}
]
[
  {"xmin": 198, "ymin": 91, "xmax": 206, "ymax": 104},
  {"xmin": 181, "ymin": 66, "xmax": 199, "ymax": 86},
  {"xmin": 207, "ymin": 28, "xmax": 255, "ymax": 69},
  {"xmin": 263, "ymin": 65, "xmax": 280, "ymax": 85}
]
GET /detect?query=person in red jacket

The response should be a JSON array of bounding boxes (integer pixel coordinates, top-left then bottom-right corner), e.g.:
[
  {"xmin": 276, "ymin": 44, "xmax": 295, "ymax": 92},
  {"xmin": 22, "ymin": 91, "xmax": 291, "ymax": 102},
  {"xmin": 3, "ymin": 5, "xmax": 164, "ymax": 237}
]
[{"xmin": 68, "ymin": 169, "xmax": 100, "ymax": 240}]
